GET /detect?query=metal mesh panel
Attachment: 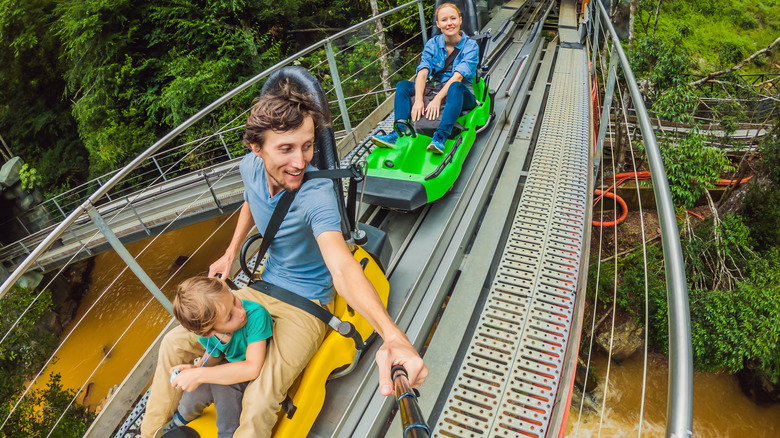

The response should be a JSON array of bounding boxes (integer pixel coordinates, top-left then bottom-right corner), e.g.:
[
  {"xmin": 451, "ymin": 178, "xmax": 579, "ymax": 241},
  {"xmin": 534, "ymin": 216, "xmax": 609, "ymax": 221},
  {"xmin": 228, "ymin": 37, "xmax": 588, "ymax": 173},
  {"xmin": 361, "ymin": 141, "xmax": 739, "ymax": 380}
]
[{"xmin": 433, "ymin": 47, "xmax": 589, "ymax": 438}]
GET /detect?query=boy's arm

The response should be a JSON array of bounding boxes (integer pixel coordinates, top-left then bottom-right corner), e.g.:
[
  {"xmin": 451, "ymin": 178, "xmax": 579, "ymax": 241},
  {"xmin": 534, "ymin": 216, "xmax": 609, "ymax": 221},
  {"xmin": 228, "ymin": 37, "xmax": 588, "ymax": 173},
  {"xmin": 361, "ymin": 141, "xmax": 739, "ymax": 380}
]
[{"xmin": 172, "ymin": 340, "xmax": 266, "ymax": 391}]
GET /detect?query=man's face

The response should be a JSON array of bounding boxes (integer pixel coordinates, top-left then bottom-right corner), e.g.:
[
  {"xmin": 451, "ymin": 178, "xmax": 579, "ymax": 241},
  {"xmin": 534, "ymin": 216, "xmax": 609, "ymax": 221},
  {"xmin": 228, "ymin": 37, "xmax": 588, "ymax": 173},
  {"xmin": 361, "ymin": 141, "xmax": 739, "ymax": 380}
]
[
  {"xmin": 210, "ymin": 292, "xmax": 248, "ymax": 335},
  {"xmin": 252, "ymin": 116, "xmax": 315, "ymax": 197}
]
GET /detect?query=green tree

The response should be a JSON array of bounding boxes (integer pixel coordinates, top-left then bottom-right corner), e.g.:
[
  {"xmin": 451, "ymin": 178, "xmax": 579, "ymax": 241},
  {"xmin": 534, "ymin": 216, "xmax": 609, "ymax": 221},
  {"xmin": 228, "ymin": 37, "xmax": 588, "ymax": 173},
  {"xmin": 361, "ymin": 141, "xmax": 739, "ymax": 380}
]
[
  {"xmin": 55, "ymin": 0, "xmax": 286, "ymax": 176},
  {"xmin": 0, "ymin": 0, "xmax": 88, "ymax": 195},
  {"xmin": 0, "ymin": 285, "xmax": 94, "ymax": 437},
  {"xmin": 689, "ymin": 251, "xmax": 780, "ymax": 382}
]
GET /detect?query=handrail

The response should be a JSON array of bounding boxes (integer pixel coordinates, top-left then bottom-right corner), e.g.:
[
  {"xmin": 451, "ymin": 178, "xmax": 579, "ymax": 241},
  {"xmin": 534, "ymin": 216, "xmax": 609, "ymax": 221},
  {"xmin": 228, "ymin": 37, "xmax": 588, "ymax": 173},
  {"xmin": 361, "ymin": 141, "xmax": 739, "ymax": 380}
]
[
  {"xmin": 0, "ymin": 0, "xmax": 426, "ymax": 299},
  {"xmin": 590, "ymin": 1, "xmax": 693, "ymax": 437}
]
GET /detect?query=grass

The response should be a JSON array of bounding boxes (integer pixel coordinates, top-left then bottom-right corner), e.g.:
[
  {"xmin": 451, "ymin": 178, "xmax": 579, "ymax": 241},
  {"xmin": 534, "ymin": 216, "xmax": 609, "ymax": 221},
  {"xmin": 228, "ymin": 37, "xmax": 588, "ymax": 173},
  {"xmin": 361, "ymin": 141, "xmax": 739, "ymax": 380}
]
[{"xmin": 635, "ymin": 0, "xmax": 780, "ymax": 74}]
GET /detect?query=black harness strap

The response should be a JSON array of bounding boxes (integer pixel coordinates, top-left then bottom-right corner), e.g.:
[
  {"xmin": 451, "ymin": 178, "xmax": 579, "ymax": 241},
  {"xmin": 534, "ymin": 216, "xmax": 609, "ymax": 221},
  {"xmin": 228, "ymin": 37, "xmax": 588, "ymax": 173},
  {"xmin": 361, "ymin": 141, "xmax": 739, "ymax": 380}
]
[
  {"xmin": 432, "ymin": 47, "xmax": 462, "ymax": 83},
  {"xmin": 246, "ymin": 171, "xmax": 365, "ymax": 351},
  {"xmin": 249, "ymin": 189, "xmax": 297, "ymax": 279}
]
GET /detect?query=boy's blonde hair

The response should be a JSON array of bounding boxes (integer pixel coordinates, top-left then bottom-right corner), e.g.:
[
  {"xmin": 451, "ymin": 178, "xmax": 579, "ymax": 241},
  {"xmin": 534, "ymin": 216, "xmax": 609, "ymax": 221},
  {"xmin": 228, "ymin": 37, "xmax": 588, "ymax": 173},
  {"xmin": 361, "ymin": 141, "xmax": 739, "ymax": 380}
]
[{"xmin": 173, "ymin": 276, "xmax": 231, "ymax": 336}]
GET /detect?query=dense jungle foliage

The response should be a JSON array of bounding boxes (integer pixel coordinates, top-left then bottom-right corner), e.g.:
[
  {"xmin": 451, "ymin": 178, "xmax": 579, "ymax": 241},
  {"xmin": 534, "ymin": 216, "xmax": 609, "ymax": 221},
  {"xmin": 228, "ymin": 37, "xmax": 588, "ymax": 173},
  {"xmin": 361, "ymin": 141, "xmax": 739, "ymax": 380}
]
[
  {"xmin": 0, "ymin": 0, "xmax": 423, "ymax": 196},
  {"xmin": 588, "ymin": 0, "xmax": 780, "ymax": 387}
]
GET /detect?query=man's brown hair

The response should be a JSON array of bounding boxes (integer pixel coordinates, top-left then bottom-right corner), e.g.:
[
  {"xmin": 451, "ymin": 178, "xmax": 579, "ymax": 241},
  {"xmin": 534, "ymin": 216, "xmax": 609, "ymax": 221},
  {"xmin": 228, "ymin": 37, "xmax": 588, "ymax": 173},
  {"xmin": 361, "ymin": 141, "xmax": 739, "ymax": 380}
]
[
  {"xmin": 243, "ymin": 78, "xmax": 330, "ymax": 150},
  {"xmin": 173, "ymin": 276, "xmax": 231, "ymax": 336}
]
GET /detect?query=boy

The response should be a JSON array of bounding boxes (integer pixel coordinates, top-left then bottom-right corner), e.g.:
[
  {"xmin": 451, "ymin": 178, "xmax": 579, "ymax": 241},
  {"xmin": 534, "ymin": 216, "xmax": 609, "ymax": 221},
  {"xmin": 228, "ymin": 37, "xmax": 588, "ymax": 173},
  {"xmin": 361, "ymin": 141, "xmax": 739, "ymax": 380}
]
[{"xmin": 156, "ymin": 276, "xmax": 272, "ymax": 437}]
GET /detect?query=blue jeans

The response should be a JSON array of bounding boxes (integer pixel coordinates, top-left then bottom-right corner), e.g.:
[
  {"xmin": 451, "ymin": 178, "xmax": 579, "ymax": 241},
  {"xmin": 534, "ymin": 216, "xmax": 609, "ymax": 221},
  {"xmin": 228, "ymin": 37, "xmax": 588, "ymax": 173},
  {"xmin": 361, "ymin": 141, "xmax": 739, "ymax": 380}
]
[{"xmin": 394, "ymin": 80, "xmax": 477, "ymax": 141}]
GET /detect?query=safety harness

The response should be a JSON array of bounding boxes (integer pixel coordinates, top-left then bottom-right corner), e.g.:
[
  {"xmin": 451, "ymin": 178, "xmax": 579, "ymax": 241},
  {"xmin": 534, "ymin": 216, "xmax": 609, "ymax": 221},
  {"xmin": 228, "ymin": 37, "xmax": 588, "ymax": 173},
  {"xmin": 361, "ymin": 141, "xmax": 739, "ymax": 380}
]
[{"xmin": 239, "ymin": 165, "xmax": 369, "ymax": 352}]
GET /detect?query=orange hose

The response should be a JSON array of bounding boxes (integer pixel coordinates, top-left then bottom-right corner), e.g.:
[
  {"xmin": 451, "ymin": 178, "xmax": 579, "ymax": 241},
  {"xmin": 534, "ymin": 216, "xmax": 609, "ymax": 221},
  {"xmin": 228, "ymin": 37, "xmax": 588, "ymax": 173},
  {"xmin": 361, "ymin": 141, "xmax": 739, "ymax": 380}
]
[
  {"xmin": 687, "ymin": 210, "xmax": 705, "ymax": 220},
  {"xmin": 718, "ymin": 175, "xmax": 753, "ymax": 186},
  {"xmin": 595, "ymin": 171, "xmax": 752, "ymax": 228},
  {"xmin": 593, "ymin": 189, "xmax": 628, "ymax": 226}
]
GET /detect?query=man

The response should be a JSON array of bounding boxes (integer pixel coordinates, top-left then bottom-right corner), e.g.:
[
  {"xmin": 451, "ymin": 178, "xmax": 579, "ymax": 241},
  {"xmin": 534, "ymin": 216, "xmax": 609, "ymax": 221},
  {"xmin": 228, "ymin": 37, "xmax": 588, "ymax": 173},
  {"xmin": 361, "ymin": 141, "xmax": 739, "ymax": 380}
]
[{"xmin": 141, "ymin": 78, "xmax": 427, "ymax": 438}]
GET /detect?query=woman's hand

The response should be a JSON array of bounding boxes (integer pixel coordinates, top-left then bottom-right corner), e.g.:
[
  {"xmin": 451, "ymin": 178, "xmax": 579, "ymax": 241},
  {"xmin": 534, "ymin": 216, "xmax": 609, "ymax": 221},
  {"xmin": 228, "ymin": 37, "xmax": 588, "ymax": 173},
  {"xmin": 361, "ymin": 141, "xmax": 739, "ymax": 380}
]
[
  {"xmin": 424, "ymin": 96, "xmax": 443, "ymax": 120},
  {"xmin": 411, "ymin": 98, "xmax": 425, "ymax": 122}
]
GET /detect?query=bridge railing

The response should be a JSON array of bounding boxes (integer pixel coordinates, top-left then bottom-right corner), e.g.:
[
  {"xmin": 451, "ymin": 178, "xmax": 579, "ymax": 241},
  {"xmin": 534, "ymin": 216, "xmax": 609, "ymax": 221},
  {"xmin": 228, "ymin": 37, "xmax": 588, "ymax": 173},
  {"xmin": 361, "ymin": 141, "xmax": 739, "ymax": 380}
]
[
  {"xmin": 0, "ymin": 2, "xmax": 432, "ymax": 435},
  {"xmin": 585, "ymin": 1, "xmax": 693, "ymax": 437}
]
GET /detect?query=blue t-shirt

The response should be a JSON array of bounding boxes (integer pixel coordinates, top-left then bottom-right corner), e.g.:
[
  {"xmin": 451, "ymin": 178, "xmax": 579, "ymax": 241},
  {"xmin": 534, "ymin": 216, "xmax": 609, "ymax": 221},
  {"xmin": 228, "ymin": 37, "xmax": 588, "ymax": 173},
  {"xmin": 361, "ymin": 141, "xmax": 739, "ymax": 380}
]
[
  {"xmin": 416, "ymin": 34, "xmax": 479, "ymax": 85},
  {"xmin": 197, "ymin": 300, "xmax": 273, "ymax": 362},
  {"xmin": 240, "ymin": 153, "xmax": 342, "ymax": 303}
]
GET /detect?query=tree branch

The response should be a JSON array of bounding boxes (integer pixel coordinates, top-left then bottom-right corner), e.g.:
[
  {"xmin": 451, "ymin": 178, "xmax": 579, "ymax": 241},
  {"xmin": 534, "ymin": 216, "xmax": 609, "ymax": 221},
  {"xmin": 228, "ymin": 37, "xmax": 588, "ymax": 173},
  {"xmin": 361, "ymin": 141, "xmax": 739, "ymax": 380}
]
[{"xmin": 689, "ymin": 36, "xmax": 780, "ymax": 88}]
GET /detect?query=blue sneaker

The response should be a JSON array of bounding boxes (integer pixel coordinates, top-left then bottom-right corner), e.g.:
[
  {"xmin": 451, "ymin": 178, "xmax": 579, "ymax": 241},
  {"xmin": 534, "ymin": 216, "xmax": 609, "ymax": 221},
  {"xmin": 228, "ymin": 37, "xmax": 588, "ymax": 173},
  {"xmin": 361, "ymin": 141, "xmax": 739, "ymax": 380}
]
[
  {"xmin": 427, "ymin": 138, "xmax": 445, "ymax": 154},
  {"xmin": 372, "ymin": 130, "xmax": 398, "ymax": 148},
  {"xmin": 154, "ymin": 412, "xmax": 188, "ymax": 437}
]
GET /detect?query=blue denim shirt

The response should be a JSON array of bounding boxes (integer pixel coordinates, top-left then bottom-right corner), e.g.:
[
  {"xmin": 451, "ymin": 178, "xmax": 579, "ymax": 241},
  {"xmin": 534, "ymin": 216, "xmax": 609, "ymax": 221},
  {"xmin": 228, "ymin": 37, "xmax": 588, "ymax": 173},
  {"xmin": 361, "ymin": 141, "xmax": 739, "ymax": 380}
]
[{"xmin": 416, "ymin": 34, "xmax": 479, "ymax": 85}]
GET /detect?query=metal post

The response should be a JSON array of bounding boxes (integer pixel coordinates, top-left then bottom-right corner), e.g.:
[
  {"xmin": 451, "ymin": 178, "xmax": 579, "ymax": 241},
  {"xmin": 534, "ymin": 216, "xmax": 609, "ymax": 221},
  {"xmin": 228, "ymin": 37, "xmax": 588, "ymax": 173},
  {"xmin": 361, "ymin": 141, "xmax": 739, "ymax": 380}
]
[
  {"xmin": 96, "ymin": 178, "xmax": 112, "ymax": 201},
  {"xmin": 594, "ymin": 2, "xmax": 693, "ymax": 437},
  {"xmin": 218, "ymin": 133, "xmax": 232, "ymax": 160},
  {"xmin": 18, "ymin": 241, "xmax": 45, "ymax": 271},
  {"xmin": 85, "ymin": 203, "xmax": 173, "ymax": 315},
  {"xmin": 126, "ymin": 199, "xmax": 151, "ymax": 235},
  {"xmin": 595, "ymin": 43, "xmax": 619, "ymax": 176},
  {"xmin": 417, "ymin": 0, "xmax": 428, "ymax": 46},
  {"xmin": 15, "ymin": 216, "xmax": 30, "ymax": 234},
  {"xmin": 53, "ymin": 199, "xmax": 93, "ymax": 255},
  {"xmin": 152, "ymin": 157, "xmax": 167, "ymax": 181},
  {"xmin": 590, "ymin": 0, "xmax": 600, "ymax": 80},
  {"xmin": 325, "ymin": 40, "xmax": 353, "ymax": 134}
]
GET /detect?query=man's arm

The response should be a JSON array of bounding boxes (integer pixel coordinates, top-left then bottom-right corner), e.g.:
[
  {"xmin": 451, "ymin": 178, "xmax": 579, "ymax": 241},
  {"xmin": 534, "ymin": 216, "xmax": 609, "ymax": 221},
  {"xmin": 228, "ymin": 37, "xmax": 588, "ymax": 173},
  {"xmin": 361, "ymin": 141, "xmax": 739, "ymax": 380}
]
[
  {"xmin": 171, "ymin": 340, "xmax": 266, "ymax": 391},
  {"xmin": 316, "ymin": 231, "xmax": 428, "ymax": 396},
  {"xmin": 209, "ymin": 201, "xmax": 255, "ymax": 278}
]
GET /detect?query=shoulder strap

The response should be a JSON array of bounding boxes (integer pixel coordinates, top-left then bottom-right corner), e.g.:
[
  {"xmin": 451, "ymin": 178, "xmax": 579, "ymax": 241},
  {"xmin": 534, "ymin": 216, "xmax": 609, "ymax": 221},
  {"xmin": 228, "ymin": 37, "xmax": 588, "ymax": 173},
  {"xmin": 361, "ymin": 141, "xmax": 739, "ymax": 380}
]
[
  {"xmin": 433, "ymin": 47, "xmax": 462, "ymax": 82},
  {"xmin": 250, "ymin": 189, "xmax": 297, "ymax": 278},
  {"xmin": 245, "ymin": 180, "xmax": 365, "ymax": 351}
]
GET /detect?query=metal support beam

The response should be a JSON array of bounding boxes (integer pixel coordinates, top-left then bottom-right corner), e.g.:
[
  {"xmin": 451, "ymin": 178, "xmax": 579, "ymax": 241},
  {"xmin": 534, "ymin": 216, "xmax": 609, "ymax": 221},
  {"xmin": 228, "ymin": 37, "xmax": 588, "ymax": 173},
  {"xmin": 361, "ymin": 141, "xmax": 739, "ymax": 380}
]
[
  {"xmin": 126, "ymin": 199, "xmax": 151, "ymax": 236},
  {"xmin": 417, "ymin": 0, "xmax": 428, "ymax": 46},
  {"xmin": 325, "ymin": 41, "xmax": 352, "ymax": 134},
  {"xmin": 85, "ymin": 203, "xmax": 173, "ymax": 315},
  {"xmin": 595, "ymin": 42, "xmax": 619, "ymax": 177},
  {"xmin": 152, "ymin": 157, "xmax": 167, "ymax": 181},
  {"xmin": 218, "ymin": 133, "xmax": 232, "ymax": 160}
]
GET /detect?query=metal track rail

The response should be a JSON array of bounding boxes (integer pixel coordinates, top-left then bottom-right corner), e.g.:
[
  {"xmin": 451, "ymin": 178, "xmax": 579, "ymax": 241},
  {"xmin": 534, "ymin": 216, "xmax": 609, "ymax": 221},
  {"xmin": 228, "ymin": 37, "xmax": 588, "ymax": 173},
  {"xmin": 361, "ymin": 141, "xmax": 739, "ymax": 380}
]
[{"xmin": 431, "ymin": 45, "xmax": 590, "ymax": 438}]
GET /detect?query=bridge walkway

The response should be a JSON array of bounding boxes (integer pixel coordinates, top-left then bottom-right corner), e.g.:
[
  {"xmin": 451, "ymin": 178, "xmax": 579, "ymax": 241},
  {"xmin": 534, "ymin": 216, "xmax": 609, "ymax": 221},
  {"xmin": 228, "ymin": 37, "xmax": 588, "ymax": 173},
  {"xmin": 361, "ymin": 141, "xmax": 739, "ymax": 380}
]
[{"xmin": 389, "ymin": 1, "xmax": 592, "ymax": 436}]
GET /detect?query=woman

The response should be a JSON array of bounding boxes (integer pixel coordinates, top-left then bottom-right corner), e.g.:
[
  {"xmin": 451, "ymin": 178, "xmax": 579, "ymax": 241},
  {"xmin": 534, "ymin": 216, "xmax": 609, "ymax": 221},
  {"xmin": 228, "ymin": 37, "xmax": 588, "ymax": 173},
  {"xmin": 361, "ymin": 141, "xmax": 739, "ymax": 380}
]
[{"xmin": 372, "ymin": 2, "xmax": 479, "ymax": 154}]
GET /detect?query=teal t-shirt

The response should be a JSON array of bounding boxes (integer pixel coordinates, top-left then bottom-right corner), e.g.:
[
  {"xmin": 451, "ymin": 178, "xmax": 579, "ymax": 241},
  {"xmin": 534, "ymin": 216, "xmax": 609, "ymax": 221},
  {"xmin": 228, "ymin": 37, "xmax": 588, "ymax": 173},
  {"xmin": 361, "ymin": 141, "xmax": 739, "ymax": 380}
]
[{"xmin": 197, "ymin": 300, "xmax": 273, "ymax": 362}]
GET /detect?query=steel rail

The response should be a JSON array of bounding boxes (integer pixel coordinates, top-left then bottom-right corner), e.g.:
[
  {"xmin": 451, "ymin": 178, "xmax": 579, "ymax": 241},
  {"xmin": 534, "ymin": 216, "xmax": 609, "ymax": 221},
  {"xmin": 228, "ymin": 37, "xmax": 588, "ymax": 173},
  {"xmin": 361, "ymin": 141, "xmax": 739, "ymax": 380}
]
[
  {"xmin": 591, "ymin": 1, "xmax": 693, "ymax": 437},
  {"xmin": 0, "ymin": 0, "xmax": 426, "ymax": 299}
]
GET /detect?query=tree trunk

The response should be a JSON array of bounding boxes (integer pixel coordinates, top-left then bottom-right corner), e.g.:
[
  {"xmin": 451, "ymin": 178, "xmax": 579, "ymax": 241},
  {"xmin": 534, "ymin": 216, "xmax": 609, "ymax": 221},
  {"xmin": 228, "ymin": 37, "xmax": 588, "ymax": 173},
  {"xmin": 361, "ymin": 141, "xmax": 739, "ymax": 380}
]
[
  {"xmin": 627, "ymin": 0, "xmax": 636, "ymax": 57},
  {"xmin": 0, "ymin": 133, "xmax": 13, "ymax": 162},
  {"xmin": 652, "ymin": 0, "xmax": 663, "ymax": 36},
  {"xmin": 689, "ymin": 36, "xmax": 780, "ymax": 88},
  {"xmin": 370, "ymin": 0, "xmax": 392, "ymax": 98}
]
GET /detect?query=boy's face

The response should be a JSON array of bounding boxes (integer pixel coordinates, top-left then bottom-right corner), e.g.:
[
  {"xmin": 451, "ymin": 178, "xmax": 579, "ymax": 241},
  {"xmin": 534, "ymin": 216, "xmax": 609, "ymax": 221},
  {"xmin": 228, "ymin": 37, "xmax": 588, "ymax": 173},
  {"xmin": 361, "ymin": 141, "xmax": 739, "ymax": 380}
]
[
  {"xmin": 209, "ymin": 292, "xmax": 248, "ymax": 336},
  {"xmin": 251, "ymin": 115, "xmax": 315, "ymax": 197}
]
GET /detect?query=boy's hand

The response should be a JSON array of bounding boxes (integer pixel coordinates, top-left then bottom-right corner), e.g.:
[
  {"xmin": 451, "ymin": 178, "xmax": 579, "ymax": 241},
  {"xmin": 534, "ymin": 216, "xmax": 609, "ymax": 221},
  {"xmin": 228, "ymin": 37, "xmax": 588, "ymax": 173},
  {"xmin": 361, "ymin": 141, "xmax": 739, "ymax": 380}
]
[{"xmin": 170, "ymin": 365, "xmax": 200, "ymax": 392}]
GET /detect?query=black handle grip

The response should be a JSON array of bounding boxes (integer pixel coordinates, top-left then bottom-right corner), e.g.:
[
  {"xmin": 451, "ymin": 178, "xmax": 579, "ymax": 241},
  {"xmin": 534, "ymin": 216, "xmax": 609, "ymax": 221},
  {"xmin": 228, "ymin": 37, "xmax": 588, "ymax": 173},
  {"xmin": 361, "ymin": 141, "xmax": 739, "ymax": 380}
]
[
  {"xmin": 239, "ymin": 233, "xmax": 264, "ymax": 279},
  {"xmin": 392, "ymin": 365, "xmax": 430, "ymax": 438}
]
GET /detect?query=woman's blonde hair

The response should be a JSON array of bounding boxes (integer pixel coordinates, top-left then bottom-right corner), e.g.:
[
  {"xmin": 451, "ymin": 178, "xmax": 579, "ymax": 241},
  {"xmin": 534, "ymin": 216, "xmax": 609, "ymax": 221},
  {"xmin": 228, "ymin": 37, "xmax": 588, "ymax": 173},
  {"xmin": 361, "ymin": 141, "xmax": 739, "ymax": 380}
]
[{"xmin": 173, "ymin": 276, "xmax": 231, "ymax": 336}]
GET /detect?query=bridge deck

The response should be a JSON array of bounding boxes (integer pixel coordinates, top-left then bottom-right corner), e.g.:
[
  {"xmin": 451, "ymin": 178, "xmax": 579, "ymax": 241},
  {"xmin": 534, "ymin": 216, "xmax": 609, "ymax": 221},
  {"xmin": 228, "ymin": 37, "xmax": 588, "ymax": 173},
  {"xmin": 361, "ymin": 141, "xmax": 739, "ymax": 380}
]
[{"xmin": 422, "ymin": 3, "xmax": 591, "ymax": 436}]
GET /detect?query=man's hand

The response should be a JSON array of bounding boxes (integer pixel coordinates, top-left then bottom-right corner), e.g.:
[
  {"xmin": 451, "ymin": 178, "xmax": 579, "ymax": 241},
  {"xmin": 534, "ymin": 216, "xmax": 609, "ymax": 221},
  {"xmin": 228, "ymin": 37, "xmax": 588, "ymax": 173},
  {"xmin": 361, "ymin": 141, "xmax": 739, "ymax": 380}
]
[
  {"xmin": 208, "ymin": 252, "xmax": 234, "ymax": 278},
  {"xmin": 375, "ymin": 335, "xmax": 428, "ymax": 396}
]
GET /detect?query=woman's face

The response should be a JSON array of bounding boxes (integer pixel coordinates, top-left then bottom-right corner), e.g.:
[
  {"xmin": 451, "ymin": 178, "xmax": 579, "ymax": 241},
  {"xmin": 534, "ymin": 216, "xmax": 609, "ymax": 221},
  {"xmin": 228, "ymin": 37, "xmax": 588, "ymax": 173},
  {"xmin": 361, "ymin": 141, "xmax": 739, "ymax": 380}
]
[{"xmin": 436, "ymin": 6, "xmax": 462, "ymax": 37}]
